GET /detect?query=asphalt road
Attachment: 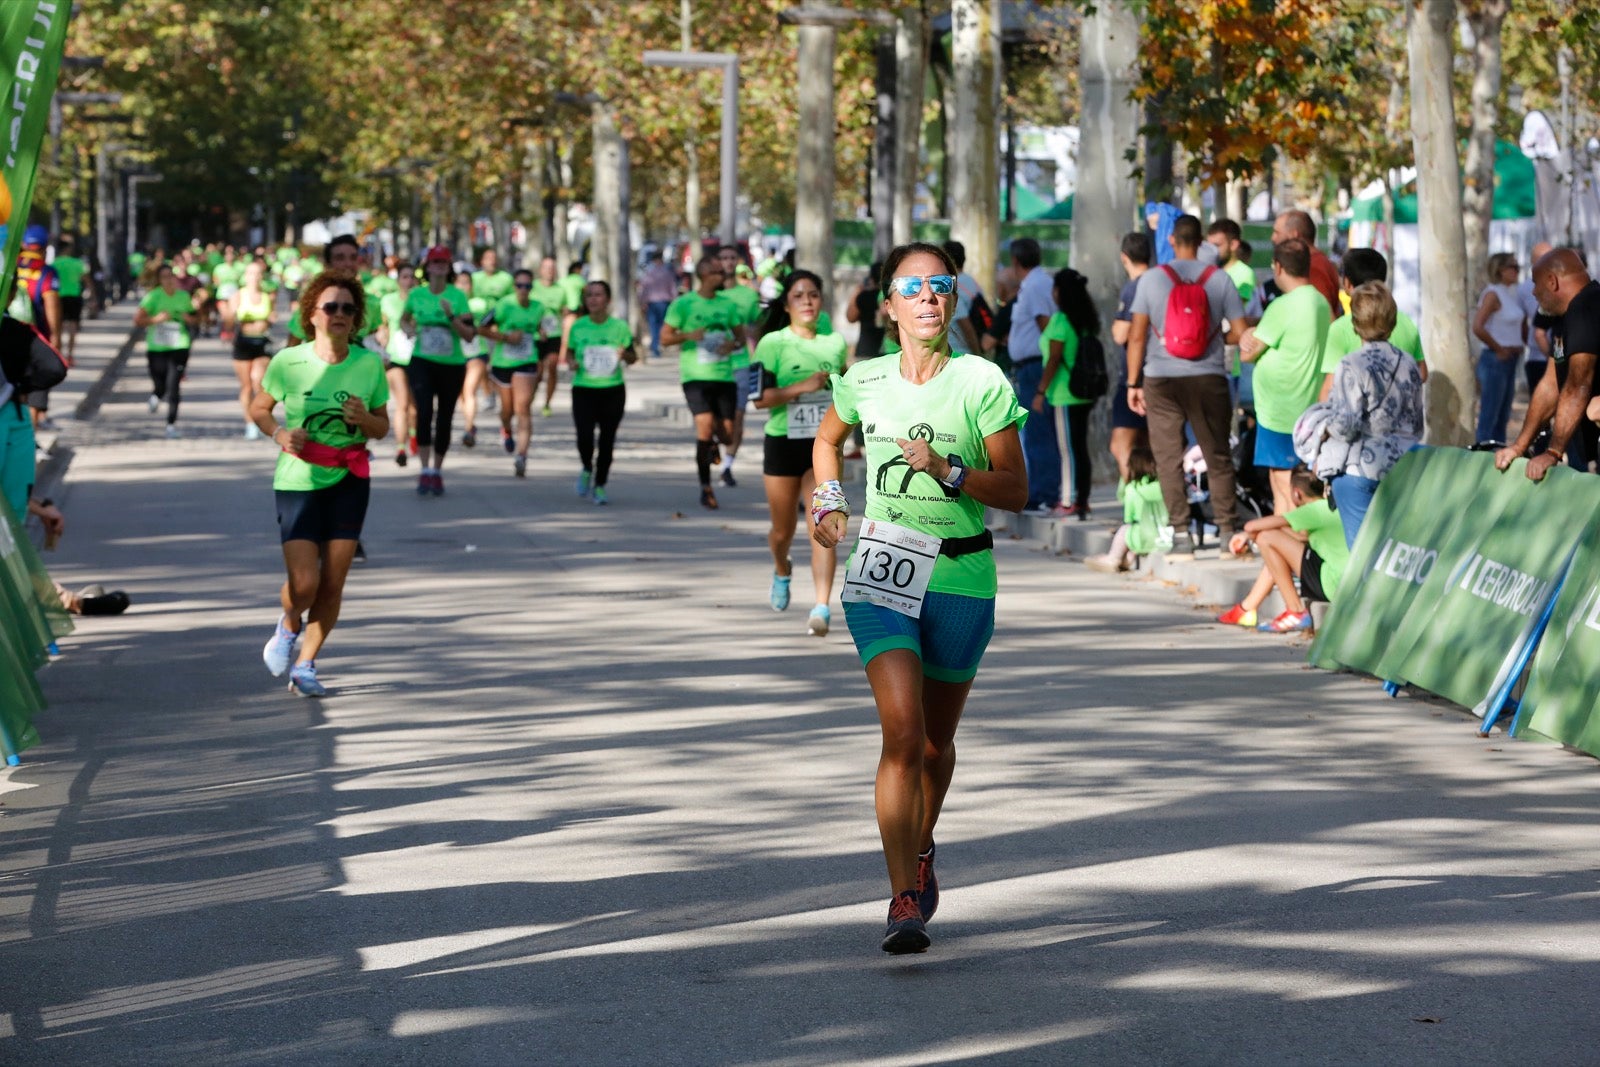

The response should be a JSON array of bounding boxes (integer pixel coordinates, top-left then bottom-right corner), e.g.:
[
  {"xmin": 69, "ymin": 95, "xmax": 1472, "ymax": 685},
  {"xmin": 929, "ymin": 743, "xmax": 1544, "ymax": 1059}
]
[{"xmin": 3, "ymin": 303, "xmax": 1598, "ymax": 1065}]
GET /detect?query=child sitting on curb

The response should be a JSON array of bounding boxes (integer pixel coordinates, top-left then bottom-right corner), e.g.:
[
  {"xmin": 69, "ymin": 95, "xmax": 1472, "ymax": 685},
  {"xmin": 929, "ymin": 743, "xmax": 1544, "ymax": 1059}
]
[
  {"xmin": 1215, "ymin": 465, "xmax": 1349, "ymax": 632},
  {"xmin": 1086, "ymin": 447, "xmax": 1169, "ymax": 573}
]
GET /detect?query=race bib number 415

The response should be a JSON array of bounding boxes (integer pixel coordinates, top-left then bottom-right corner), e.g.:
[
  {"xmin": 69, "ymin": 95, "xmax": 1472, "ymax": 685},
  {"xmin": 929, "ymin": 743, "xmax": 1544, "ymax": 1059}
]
[
  {"xmin": 841, "ymin": 519, "xmax": 941, "ymax": 617},
  {"xmin": 786, "ymin": 390, "xmax": 831, "ymax": 440}
]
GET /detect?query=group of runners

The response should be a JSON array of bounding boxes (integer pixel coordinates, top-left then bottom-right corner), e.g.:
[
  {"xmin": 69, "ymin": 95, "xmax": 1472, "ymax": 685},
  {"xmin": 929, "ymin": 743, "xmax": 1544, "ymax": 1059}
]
[{"xmin": 126, "ymin": 231, "xmax": 1020, "ymax": 954}]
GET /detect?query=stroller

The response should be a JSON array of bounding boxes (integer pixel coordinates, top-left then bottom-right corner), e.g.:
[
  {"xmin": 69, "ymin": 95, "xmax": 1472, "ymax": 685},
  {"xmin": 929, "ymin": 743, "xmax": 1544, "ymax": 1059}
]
[{"xmin": 1181, "ymin": 423, "xmax": 1274, "ymax": 549}]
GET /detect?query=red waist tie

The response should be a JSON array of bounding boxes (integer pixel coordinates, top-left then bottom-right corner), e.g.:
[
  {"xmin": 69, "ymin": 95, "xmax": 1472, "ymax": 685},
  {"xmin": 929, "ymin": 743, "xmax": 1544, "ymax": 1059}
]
[{"xmin": 294, "ymin": 440, "xmax": 371, "ymax": 479}]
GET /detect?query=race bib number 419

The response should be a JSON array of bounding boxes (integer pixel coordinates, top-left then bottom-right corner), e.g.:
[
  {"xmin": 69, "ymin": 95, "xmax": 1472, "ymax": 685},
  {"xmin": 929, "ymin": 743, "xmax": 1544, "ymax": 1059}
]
[{"xmin": 841, "ymin": 519, "xmax": 941, "ymax": 618}]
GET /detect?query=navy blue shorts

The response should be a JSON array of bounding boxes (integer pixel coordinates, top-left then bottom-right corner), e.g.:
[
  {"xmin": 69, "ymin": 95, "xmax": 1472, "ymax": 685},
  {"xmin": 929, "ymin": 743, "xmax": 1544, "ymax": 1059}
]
[
  {"xmin": 1254, "ymin": 424, "xmax": 1299, "ymax": 470},
  {"xmin": 276, "ymin": 474, "xmax": 370, "ymax": 544},
  {"xmin": 1111, "ymin": 378, "xmax": 1146, "ymax": 430},
  {"xmin": 843, "ymin": 591, "xmax": 996, "ymax": 683}
]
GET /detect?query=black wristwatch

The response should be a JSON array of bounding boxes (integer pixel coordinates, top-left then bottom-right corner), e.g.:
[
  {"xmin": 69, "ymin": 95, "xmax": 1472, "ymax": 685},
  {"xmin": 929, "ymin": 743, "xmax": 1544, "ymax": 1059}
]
[{"xmin": 940, "ymin": 454, "xmax": 968, "ymax": 490}]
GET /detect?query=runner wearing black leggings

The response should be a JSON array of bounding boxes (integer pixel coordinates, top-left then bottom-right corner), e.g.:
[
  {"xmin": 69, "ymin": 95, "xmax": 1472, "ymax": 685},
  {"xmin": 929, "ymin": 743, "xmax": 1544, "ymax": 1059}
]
[
  {"xmin": 399, "ymin": 246, "xmax": 475, "ymax": 495},
  {"xmin": 567, "ymin": 280, "xmax": 637, "ymax": 505},
  {"xmin": 134, "ymin": 263, "xmax": 199, "ymax": 439}
]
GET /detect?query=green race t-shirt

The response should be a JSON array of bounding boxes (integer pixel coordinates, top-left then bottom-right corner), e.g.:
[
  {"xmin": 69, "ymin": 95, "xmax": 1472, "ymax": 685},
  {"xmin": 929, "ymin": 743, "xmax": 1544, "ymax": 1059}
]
[
  {"xmin": 1252, "ymin": 283, "xmax": 1331, "ymax": 433},
  {"xmin": 139, "ymin": 289, "xmax": 194, "ymax": 351},
  {"xmin": 1039, "ymin": 312, "xmax": 1090, "ymax": 406},
  {"xmin": 404, "ymin": 285, "xmax": 472, "ymax": 364},
  {"xmin": 831, "ymin": 353, "xmax": 1026, "ymax": 598},
  {"xmin": 467, "ymin": 295, "xmax": 491, "ymax": 357},
  {"xmin": 559, "ymin": 273, "xmax": 585, "ymax": 311},
  {"xmin": 261, "ymin": 343, "xmax": 389, "ymax": 492},
  {"xmin": 569, "ymin": 315, "xmax": 634, "ymax": 389},
  {"xmin": 53, "ymin": 256, "xmax": 87, "ymax": 298},
  {"xmin": 366, "ymin": 273, "xmax": 399, "ymax": 298},
  {"xmin": 1287, "ymin": 498, "xmax": 1349, "ymax": 600},
  {"xmin": 381, "ymin": 290, "xmax": 411, "ymax": 365},
  {"xmin": 1224, "ymin": 259, "xmax": 1256, "ymax": 304},
  {"xmin": 210, "ymin": 261, "xmax": 241, "ymax": 296},
  {"xmin": 754, "ymin": 327, "xmax": 847, "ymax": 437},
  {"xmin": 721, "ymin": 284, "xmax": 761, "ymax": 370},
  {"xmin": 529, "ymin": 282, "xmax": 569, "ymax": 341},
  {"xmin": 473, "ymin": 270, "xmax": 515, "ymax": 305},
  {"xmin": 490, "ymin": 297, "xmax": 546, "ymax": 369},
  {"xmin": 1319, "ymin": 309, "xmax": 1424, "ymax": 374},
  {"xmin": 667, "ymin": 290, "xmax": 745, "ymax": 384}
]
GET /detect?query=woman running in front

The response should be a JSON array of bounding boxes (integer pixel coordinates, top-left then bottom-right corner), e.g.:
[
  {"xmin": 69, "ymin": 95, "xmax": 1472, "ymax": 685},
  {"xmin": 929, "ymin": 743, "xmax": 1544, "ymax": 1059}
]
[
  {"xmin": 480, "ymin": 267, "xmax": 546, "ymax": 477},
  {"xmin": 752, "ymin": 268, "xmax": 846, "ymax": 635},
  {"xmin": 400, "ymin": 246, "xmax": 475, "ymax": 495},
  {"xmin": 811, "ymin": 242, "xmax": 1027, "ymax": 954},
  {"xmin": 134, "ymin": 263, "xmax": 200, "ymax": 439},
  {"xmin": 231, "ymin": 260, "xmax": 274, "ymax": 439},
  {"xmin": 250, "ymin": 271, "xmax": 389, "ymax": 697},
  {"xmin": 567, "ymin": 279, "xmax": 636, "ymax": 504}
]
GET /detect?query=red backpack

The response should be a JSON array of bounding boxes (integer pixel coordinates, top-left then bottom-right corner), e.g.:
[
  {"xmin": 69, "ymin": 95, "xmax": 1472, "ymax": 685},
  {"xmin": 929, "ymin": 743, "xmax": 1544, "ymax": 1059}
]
[{"xmin": 1160, "ymin": 264, "xmax": 1217, "ymax": 359}]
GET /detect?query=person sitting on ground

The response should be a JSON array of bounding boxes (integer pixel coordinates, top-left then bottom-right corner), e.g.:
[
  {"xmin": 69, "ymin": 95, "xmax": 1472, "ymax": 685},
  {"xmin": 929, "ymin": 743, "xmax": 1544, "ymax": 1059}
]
[
  {"xmin": 1086, "ymin": 447, "xmax": 1168, "ymax": 573},
  {"xmin": 1215, "ymin": 466, "xmax": 1348, "ymax": 634},
  {"xmin": 1304, "ymin": 282, "xmax": 1424, "ymax": 550}
]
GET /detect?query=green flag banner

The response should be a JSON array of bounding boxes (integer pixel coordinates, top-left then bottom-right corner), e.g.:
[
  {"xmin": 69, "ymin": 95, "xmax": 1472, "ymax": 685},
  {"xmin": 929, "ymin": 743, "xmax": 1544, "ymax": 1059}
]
[
  {"xmin": 1310, "ymin": 448, "xmax": 1600, "ymax": 740},
  {"xmin": 0, "ymin": 0, "xmax": 72, "ymax": 297}
]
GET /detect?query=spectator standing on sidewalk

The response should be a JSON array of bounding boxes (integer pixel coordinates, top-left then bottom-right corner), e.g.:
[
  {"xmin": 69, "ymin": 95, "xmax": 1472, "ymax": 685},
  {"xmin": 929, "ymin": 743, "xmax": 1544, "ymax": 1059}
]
[
  {"xmin": 1471, "ymin": 252, "xmax": 1529, "ymax": 444},
  {"xmin": 1036, "ymin": 268, "xmax": 1101, "ymax": 519},
  {"xmin": 846, "ymin": 261, "xmax": 887, "ymax": 361},
  {"xmin": 941, "ymin": 240, "xmax": 988, "ymax": 356},
  {"xmin": 1271, "ymin": 210, "xmax": 1342, "ymax": 317},
  {"xmin": 1310, "ymin": 282, "xmax": 1424, "ymax": 549},
  {"xmin": 1240, "ymin": 239, "xmax": 1332, "ymax": 517},
  {"xmin": 14, "ymin": 226, "xmax": 62, "ymax": 432},
  {"xmin": 1496, "ymin": 248, "xmax": 1600, "ymax": 483},
  {"xmin": 1318, "ymin": 248, "xmax": 1426, "ymax": 400},
  {"xmin": 1006, "ymin": 238, "xmax": 1060, "ymax": 513},
  {"xmin": 1108, "ymin": 232, "xmax": 1151, "ymax": 487},
  {"xmin": 1126, "ymin": 214, "xmax": 1245, "ymax": 559},
  {"xmin": 637, "ymin": 248, "xmax": 678, "ymax": 361},
  {"xmin": 1520, "ymin": 241, "xmax": 1554, "ymax": 399}
]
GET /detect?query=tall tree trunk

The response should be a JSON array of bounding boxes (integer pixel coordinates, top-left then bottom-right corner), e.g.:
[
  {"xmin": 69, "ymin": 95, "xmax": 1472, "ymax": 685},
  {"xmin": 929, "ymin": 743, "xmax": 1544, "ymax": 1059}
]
[
  {"xmin": 682, "ymin": 0, "xmax": 700, "ymax": 246},
  {"xmin": 872, "ymin": 32, "xmax": 897, "ymax": 262},
  {"xmin": 1073, "ymin": 0, "xmax": 1141, "ymax": 484},
  {"xmin": 950, "ymin": 0, "xmax": 1000, "ymax": 298},
  {"xmin": 1410, "ymin": 0, "xmax": 1474, "ymax": 446},
  {"xmin": 795, "ymin": 24, "xmax": 836, "ymax": 300},
  {"xmin": 1462, "ymin": 0, "xmax": 1506, "ymax": 289},
  {"xmin": 591, "ymin": 101, "xmax": 631, "ymax": 321},
  {"xmin": 893, "ymin": 2, "xmax": 927, "ymax": 246}
]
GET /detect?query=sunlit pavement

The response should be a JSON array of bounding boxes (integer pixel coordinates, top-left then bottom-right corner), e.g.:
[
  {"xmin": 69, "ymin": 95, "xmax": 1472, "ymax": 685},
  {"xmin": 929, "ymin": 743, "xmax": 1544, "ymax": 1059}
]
[{"xmin": 3, "ymin": 304, "xmax": 1599, "ymax": 1065}]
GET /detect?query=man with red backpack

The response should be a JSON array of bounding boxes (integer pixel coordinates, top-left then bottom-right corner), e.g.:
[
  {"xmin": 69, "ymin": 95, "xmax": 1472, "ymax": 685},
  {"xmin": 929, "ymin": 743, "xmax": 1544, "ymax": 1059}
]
[{"xmin": 1126, "ymin": 213, "xmax": 1246, "ymax": 559}]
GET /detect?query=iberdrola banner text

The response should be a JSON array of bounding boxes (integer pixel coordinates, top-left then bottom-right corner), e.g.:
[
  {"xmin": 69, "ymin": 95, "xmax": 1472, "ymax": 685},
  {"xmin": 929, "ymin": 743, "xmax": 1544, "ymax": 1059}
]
[{"xmin": 1309, "ymin": 447, "xmax": 1600, "ymax": 758}]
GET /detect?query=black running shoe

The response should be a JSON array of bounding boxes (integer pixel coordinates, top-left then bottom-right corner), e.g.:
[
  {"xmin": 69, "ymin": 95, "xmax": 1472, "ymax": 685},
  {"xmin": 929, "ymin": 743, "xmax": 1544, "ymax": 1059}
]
[
  {"xmin": 699, "ymin": 487, "xmax": 719, "ymax": 510},
  {"xmin": 881, "ymin": 890, "xmax": 930, "ymax": 954},
  {"xmin": 720, "ymin": 468, "xmax": 737, "ymax": 488}
]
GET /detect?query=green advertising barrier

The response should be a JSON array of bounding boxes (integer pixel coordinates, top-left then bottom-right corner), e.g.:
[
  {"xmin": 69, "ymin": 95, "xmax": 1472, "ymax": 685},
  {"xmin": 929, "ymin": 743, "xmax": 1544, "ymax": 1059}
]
[
  {"xmin": 0, "ymin": 494, "xmax": 71, "ymax": 763},
  {"xmin": 1520, "ymin": 532, "xmax": 1600, "ymax": 756},
  {"xmin": 1310, "ymin": 448, "xmax": 1600, "ymax": 727}
]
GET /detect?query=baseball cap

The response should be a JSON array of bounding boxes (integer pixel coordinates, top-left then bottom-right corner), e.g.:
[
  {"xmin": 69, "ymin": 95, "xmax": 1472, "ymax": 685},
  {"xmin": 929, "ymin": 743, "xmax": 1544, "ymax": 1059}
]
[
  {"xmin": 23, "ymin": 224, "xmax": 48, "ymax": 247},
  {"xmin": 423, "ymin": 245, "xmax": 452, "ymax": 264}
]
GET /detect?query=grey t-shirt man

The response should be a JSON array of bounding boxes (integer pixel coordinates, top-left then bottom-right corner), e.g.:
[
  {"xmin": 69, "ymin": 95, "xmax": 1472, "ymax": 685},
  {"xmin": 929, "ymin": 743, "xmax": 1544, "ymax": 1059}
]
[
  {"xmin": 1008, "ymin": 265, "xmax": 1054, "ymax": 361},
  {"xmin": 1131, "ymin": 261, "xmax": 1245, "ymax": 378}
]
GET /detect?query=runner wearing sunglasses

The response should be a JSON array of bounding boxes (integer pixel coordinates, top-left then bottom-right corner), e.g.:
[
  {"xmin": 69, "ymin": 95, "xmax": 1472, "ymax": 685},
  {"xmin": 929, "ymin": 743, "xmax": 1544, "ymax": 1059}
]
[
  {"xmin": 811, "ymin": 242, "xmax": 1027, "ymax": 954},
  {"xmin": 751, "ymin": 268, "xmax": 846, "ymax": 633},
  {"xmin": 400, "ymin": 247, "xmax": 476, "ymax": 495},
  {"xmin": 661, "ymin": 255, "xmax": 749, "ymax": 509},
  {"xmin": 250, "ymin": 272, "xmax": 390, "ymax": 697},
  {"xmin": 481, "ymin": 268, "xmax": 548, "ymax": 477}
]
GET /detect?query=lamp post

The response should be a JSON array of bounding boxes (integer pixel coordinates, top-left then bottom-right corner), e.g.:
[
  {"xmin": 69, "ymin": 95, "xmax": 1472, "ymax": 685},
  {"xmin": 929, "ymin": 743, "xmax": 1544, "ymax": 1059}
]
[{"xmin": 642, "ymin": 49, "xmax": 739, "ymax": 248}]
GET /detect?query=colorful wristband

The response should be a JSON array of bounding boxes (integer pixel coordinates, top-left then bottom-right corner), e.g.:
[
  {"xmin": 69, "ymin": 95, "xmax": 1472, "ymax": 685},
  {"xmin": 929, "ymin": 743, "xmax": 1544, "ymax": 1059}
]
[{"xmin": 810, "ymin": 479, "xmax": 850, "ymax": 527}]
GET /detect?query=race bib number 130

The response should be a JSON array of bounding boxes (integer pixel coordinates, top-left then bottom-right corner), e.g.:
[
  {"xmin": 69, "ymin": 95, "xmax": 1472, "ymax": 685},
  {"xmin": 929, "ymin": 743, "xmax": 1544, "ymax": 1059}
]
[{"xmin": 841, "ymin": 519, "xmax": 941, "ymax": 618}]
